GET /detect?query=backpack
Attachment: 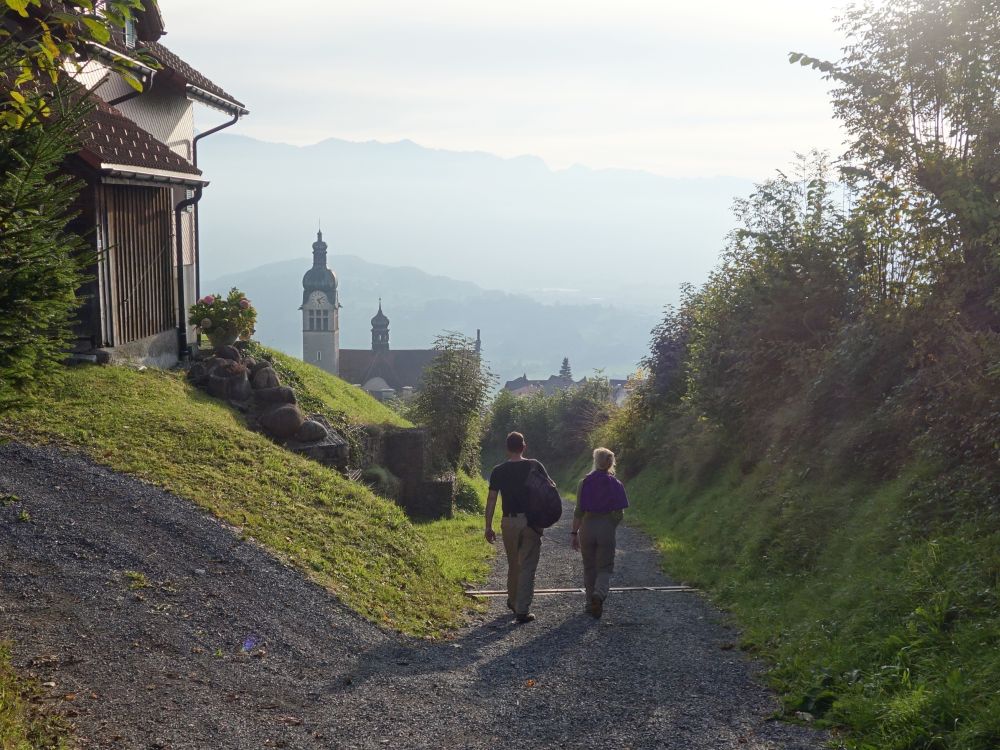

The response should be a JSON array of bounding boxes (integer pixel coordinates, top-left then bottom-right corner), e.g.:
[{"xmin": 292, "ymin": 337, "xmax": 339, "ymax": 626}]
[{"xmin": 524, "ymin": 463, "xmax": 563, "ymax": 531}]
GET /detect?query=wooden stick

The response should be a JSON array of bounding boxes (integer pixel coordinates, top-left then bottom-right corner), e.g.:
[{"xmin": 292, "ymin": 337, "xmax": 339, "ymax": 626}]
[{"xmin": 464, "ymin": 585, "xmax": 696, "ymax": 597}]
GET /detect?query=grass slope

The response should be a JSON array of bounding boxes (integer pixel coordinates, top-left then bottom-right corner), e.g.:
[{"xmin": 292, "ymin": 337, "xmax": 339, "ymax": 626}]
[
  {"xmin": 246, "ymin": 344, "xmax": 409, "ymax": 428},
  {"xmin": 0, "ymin": 364, "xmax": 483, "ymax": 636},
  {"xmin": 623, "ymin": 458, "xmax": 1000, "ymax": 750},
  {"xmin": 0, "ymin": 642, "xmax": 68, "ymax": 750}
]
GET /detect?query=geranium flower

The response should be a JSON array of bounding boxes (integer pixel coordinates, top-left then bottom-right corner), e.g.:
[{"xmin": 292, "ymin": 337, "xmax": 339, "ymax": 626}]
[
  {"xmin": 239, "ymin": 298, "xmax": 251, "ymax": 309},
  {"xmin": 202, "ymin": 295, "xmax": 215, "ymax": 305}
]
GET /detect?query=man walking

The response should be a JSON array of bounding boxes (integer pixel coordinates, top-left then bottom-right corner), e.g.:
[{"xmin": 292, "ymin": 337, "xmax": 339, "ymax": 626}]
[{"xmin": 484, "ymin": 432, "xmax": 552, "ymax": 623}]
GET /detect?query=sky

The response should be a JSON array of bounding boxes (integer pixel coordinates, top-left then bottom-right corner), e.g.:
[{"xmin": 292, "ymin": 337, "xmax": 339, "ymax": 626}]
[{"xmin": 160, "ymin": 0, "xmax": 852, "ymax": 179}]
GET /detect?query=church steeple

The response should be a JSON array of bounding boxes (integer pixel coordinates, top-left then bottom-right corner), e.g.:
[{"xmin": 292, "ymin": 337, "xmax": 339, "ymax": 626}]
[
  {"xmin": 311, "ymin": 229, "xmax": 328, "ymax": 268},
  {"xmin": 302, "ymin": 226, "xmax": 339, "ymax": 375},
  {"xmin": 371, "ymin": 298, "xmax": 390, "ymax": 352}
]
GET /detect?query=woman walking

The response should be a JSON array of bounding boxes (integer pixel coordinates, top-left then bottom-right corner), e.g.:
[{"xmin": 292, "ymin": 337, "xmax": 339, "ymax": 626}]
[{"xmin": 571, "ymin": 447, "xmax": 629, "ymax": 618}]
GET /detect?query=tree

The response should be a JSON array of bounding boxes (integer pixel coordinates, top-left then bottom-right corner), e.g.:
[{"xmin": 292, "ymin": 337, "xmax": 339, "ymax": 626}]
[
  {"xmin": 410, "ymin": 332, "xmax": 496, "ymax": 473},
  {"xmin": 790, "ymin": 0, "xmax": 1000, "ymax": 281},
  {"xmin": 559, "ymin": 357, "xmax": 572, "ymax": 379},
  {"xmin": 0, "ymin": 2, "xmax": 147, "ymax": 405}
]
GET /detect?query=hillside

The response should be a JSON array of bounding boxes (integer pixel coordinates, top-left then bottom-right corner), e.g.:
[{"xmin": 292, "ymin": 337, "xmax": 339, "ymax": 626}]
[
  {"xmin": 206, "ymin": 256, "xmax": 657, "ymax": 381},
  {"xmin": 196, "ymin": 134, "xmax": 752, "ymax": 309},
  {"xmin": 0, "ymin": 360, "xmax": 488, "ymax": 635}
]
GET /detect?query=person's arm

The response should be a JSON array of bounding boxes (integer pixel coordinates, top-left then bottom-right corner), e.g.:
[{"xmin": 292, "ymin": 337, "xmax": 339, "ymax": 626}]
[
  {"xmin": 571, "ymin": 479, "xmax": 584, "ymax": 551},
  {"xmin": 484, "ymin": 488, "xmax": 499, "ymax": 543}
]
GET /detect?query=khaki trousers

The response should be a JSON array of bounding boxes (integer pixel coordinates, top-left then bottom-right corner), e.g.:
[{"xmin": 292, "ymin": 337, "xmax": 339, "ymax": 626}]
[
  {"xmin": 580, "ymin": 513, "xmax": 620, "ymax": 602},
  {"xmin": 501, "ymin": 514, "xmax": 541, "ymax": 616}
]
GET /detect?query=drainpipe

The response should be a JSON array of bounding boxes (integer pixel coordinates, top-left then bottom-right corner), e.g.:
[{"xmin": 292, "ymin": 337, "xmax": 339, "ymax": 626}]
[
  {"xmin": 191, "ymin": 110, "xmax": 241, "ymax": 302},
  {"xmin": 175, "ymin": 185, "xmax": 202, "ymax": 360}
]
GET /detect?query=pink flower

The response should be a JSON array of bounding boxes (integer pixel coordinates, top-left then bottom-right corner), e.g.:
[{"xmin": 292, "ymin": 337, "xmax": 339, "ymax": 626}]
[
  {"xmin": 239, "ymin": 298, "xmax": 251, "ymax": 309},
  {"xmin": 202, "ymin": 295, "xmax": 215, "ymax": 305}
]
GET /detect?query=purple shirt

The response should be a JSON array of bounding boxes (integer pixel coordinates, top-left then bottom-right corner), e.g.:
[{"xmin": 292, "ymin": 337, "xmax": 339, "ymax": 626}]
[{"xmin": 578, "ymin": 470, "xmax": 629, "ymax": 514}]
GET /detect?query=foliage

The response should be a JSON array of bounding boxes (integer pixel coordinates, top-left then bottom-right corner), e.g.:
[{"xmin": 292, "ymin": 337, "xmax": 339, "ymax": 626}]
[
  {"xmin": 0, "ymin": 81, "xmax": 92, "ymax": 408},
  {"xmin": 1, "ymin": 0, "xmax": 150, "ymax": 127},
  {"xmin": 0, "ymin": 365, "xmax": 477, "ymax": 636},
  {"xmin": 1, "ymin": 2, "xmax": 149, "ymax": 407},
  {"xmin": 361, "ymin": 464, "xmax": 401, "ymax": 500},
  {"xmin": 547, "ymin": 3, "xmax": 1000, "ymax": 747},
  {"xmin": 0, "ymin": 641, "xmax": 69, "ymax": 750},
  {"xmin": 483, "ymin": 376, "xmax": 614, "ymax": 469},
  {"xmin": 189, "ymin": 288, "xmax": 257, "ymax": 345},
  {"xmin": 410, "ymin": 332, "xmax": 495, "ymax": 474},
  {"xmin": 455, "ymin": 470, "xmax": 488, "ymax": 513},
  {"xmin": 559, "ymin": 357, "xmax": 572, "ymax": 379}
]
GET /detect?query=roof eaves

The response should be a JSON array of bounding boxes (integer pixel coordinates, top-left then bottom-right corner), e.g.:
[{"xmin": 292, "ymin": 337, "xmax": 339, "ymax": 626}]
[
  {"xmin": 82, "ymin": 40, "xmax": 158, "ymax": 75},
  {"xmin": 185, "ymin": 83, "xmax": 249, "ymax": 116},
  {"xmin": 100, "ymin": 164, "xmax": 208, "ymax": 187}
]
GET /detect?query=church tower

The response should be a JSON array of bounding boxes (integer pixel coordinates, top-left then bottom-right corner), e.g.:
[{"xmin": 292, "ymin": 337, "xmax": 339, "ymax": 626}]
[
  {"xmin": 301, "ymin": 229, "xmax": 339, "ymax": 374},
  {"xmin": 371, "ymin": 299, "xmax": 390, "ymax": 352}
]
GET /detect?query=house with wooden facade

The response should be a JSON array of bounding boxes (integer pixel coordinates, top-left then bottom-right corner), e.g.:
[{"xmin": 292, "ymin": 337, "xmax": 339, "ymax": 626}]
[{"xmin": 66, "ymin": 1, "xmax": 247, "ymax": 366}]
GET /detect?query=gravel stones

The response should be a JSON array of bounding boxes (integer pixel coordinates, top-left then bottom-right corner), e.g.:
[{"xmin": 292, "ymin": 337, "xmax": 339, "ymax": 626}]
[{"xmin": 0, "ymin": 442, "xmax": 826, "ymax": 750}]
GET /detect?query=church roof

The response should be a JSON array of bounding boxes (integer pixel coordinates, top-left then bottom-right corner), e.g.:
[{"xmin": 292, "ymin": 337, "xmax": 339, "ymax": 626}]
[
  {"xmin": 371, "ymin": 299, "xmax": 389, "ymax": 328},
  {"xmin": 339, "ymin": 348, "xmax": 439, "ymax": 391}
]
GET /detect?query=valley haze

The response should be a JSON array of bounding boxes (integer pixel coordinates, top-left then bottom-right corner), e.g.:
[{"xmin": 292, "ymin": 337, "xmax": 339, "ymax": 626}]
[{"xmin": 199, "ymin": 134, "xmax": 755, "ymax": 379}]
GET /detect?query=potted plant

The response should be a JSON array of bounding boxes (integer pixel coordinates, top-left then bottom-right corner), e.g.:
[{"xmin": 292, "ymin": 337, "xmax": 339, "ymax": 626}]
[{"xmin": 188, "ymin": 288, "xmax": 257, "ymax": 350}]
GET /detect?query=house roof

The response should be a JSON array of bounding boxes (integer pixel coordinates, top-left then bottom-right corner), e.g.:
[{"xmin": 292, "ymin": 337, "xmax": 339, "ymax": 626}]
[
  {"xmin": 141, "ymin": 42, "xmax": 247, "ymax": 114},
  {"xmin": 503, "ymin": 374, "xmax": 579, "ymax": 396},
  {"xmin": 78, "ymin": 97, "xmax": 205, "ymax": 182},
  {"xmin": 339, "ymin": 349, "xmax": 439, "ymax": 392}
]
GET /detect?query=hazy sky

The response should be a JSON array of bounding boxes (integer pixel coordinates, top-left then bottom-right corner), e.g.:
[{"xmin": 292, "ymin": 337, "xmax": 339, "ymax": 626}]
[{"xmin": 162, "ymin": 1, "xmax": 849, "ymax": 178}]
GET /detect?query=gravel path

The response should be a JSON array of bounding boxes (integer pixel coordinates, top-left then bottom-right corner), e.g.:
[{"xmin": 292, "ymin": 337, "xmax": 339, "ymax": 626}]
[{"xmin": 0, "ymin": 443, "xmax": 825, "ymax": 749}]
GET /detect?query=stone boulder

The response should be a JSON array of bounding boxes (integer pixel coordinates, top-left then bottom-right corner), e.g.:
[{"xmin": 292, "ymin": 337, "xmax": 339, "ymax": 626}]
[
  {"xmin": 295, "ymin": 419, "xmax": 328, "ymax": 443},
  {"xmin": 206, "ymin": 359, "xmax": 251, "ymax": 401},
  {"xmin": 252, "ymin": 366, "xmax": 280, "ymax": 390},
  {"xmin": 253, "ymin": 386, "xmax": 296, "ymax": 405},
  {"xmin": 215, "ymin": 345, "xmax": 241, "ymax": 362},
  {"xmin": 259, "ymin": 404, "xmax": 305, "ymax": 439}
]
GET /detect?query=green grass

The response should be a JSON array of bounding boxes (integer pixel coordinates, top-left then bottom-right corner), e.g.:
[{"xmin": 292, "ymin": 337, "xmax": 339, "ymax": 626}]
[
  {"xmin": 0, "ymin": 642, "xmax": 68, "ymax": 750},
  {"xmin": 623, "ymin": 457, "xmax": 1000, "ymax": 750},
  {"xmin": 247, "ymin": 345, "xmax": 409, "ymax": 428},
  {"xmin": 0, "ymin": 365, "xmax": 476, "ymax": 637},
  {"xmin": 417, "ymin": 471, "xmax": 494, "ymax": 594}
]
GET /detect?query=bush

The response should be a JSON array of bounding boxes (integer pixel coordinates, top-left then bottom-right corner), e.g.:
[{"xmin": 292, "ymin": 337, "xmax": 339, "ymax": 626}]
[
  {"xmin": 455, "ymin": 471, "xmax": 487, "ymax": 513},
  {"xmin": 361, "ymin": 465, "xmax": 402, "ymax": 500}
]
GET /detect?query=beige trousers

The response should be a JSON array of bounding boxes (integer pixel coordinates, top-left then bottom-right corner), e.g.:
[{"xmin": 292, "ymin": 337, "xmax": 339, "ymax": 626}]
[
  {"xmin": 501, "ymin": 514, "xmax": 541, "ymax": 615},
  {"xmin": 580, "ymin": 513, "xmax": 620, "ymax": 602}
]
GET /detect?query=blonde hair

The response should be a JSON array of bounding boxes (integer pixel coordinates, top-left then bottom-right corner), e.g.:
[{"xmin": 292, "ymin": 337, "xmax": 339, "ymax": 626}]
[{"xmin": 592, "ymin": 447, "xmax": 616, "ymax": 474}]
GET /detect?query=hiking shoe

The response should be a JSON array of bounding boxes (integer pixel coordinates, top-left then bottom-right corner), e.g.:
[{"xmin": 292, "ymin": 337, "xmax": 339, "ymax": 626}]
[
  {"xmin": 590, "ymin": 595, "xmax": 604, "ymax": 619},
  {"xmin": 515, "ymin": 613, "xmax": 536, "ymax": 624}
]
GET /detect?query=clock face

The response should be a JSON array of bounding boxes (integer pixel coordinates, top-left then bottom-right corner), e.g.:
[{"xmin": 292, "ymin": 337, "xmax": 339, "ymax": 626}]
[{"xmin": 311, "ymin": 292, "xmax": 328, "ymax": 306}]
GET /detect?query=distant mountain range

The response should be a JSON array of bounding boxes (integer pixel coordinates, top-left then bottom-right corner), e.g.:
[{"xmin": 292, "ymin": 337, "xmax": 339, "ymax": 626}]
[
  {"xmin": 196, "ymin": 134, "xmax": 754, "ymax": 311},
  {"xmin": 205, "ymin": 256, "xmax": 659, "ymax": 382}
]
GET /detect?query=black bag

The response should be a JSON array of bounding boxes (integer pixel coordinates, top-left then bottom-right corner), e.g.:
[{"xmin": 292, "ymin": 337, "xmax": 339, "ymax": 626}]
[{"xmin": 524, "ymin": 463, "xmax": 563, "ymax": 531}]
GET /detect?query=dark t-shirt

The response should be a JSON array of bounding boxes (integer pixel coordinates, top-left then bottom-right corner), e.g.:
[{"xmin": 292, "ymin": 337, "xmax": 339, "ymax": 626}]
[{"xmin": 488, "ymin": 458, "xmax": 550, "ymax": 515}]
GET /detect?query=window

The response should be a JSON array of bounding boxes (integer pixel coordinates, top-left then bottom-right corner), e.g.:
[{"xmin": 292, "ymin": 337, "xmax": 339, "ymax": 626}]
[
  {"xmin": 307, "ymin": 310, "xmax": 316, "ymax": 331},
  {"xmin": 317, "ymin": 350, "xmax": 322, "ymax": 362},
  {"xmin": 321, "ymin": 310, "xmax": 330, "ymax": 331},
  {"xmin": 124, "ymin": 17, "xmax": 137, "ymax": 49}
]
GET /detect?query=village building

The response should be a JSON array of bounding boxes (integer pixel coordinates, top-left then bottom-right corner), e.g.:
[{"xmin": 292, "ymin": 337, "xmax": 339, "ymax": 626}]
[
  {"xmin": 63, "ymin": 2, "xmax": 247, "ymax": 366},
  {"xmin": 300, "ymin": 231, "xmax": 480, "ymax": 400},
  {"xmin": 502, "ymin": 372, "xmax": 633, "ymax": 405}
]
